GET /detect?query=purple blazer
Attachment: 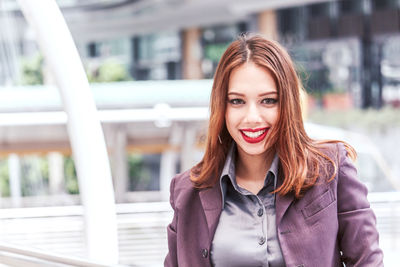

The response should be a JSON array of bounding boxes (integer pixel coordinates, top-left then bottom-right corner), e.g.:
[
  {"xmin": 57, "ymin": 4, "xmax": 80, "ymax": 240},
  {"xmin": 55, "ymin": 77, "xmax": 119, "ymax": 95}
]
[{"xmin": 164, "ymin": 143, "xmax": 384, "ymax": 267}]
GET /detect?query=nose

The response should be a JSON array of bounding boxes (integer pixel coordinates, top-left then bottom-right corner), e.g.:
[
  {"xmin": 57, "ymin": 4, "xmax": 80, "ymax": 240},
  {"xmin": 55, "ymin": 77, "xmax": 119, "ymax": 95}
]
[{"xmin": 244, "ymin": 102, "xmax": 262, "ymax": 123}]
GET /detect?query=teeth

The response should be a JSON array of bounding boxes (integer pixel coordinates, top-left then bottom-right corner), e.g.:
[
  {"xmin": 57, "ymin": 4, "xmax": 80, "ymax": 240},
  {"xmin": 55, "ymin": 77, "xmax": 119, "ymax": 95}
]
[{"xmin": 242, "ymin": 129, "xmax": 266, "ymax": 138}]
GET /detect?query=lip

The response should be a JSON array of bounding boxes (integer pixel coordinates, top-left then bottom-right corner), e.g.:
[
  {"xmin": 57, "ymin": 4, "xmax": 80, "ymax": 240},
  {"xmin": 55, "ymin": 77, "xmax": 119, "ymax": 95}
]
[
  {"xmin": 240, "ymin": 127, "xmax": 269, "ymax": 143},
  {"xmin": 240, "ymin": 127, "xmax": 268, "ymax": 132}
]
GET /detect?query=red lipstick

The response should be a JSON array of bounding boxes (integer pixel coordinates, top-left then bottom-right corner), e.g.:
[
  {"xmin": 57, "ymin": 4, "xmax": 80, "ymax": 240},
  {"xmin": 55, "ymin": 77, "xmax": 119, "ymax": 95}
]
[{"xmin": 240, "ymin": 128, "xmax": 269, "ymax": 143}]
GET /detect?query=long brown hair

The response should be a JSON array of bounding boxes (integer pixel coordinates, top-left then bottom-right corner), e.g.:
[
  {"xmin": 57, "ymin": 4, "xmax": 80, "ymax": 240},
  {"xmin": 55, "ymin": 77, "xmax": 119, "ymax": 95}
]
[{"xmin": 190, "ymin": 34, "xmax": 356, "ymax": 198}]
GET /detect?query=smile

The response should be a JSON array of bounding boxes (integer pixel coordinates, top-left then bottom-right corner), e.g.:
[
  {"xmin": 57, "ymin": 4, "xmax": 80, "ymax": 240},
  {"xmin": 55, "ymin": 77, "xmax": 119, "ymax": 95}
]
[{"xmin": 240, "ymin": 127, "xmax": 269, "ymax": 143}]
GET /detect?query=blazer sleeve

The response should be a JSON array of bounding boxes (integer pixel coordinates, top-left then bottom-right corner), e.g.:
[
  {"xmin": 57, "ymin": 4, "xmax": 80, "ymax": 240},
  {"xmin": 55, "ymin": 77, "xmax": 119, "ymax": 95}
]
[
  {"xmin": 164, "ymin": 176, "xmax": 178, "ymax": 267},
  {"xmin": 336, "ymin": 143, "xmax": 384, "ymax": 266}
]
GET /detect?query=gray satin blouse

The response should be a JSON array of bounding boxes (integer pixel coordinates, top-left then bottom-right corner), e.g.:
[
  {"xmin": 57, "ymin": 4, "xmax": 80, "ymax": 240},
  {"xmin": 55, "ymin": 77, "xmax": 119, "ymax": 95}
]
[{"xmin": 211, "ymin": 144, "xmax": 285, "ymax": 267}]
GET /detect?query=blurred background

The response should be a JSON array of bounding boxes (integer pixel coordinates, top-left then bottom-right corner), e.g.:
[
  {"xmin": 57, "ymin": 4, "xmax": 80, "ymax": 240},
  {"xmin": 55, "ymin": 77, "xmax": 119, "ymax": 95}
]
[{"xmin": 0, "ymin": 0, "xmax": 399, "ymax": 266}]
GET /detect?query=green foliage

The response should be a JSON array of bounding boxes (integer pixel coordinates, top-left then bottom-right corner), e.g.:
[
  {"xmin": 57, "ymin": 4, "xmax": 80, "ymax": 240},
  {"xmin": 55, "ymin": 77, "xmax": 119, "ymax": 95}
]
[
  {"xmin": 20, "ymin": 53, "xmax": 132, "ymax": 85},
  {"xmin": 0, "ymin": 158, "xmax": 10, "ymax": 197},
  {"xmin": 20, "ymin": 54, "xmax": 44, "ymax": 85},
  {"xmin": 20, "ymin": 156, "xmax": 49, "ymax": 196},
  {"xmin": 128, "ymin": 153, "xmax": 152, "ymax": 191},
  {"xmin": 0, "ymin": 155, "xmax": 80, "ymax": 197},
  {"xmin": 64, "ymin": 156, "xmax": 79, "ymax": 194},
  {"xmin": 204, "ymin": 43, "xmax": 230, "ymax": 62},
  {"xmin": 87, "ymin": 60, "xmax": 132, "ymax": 83}
]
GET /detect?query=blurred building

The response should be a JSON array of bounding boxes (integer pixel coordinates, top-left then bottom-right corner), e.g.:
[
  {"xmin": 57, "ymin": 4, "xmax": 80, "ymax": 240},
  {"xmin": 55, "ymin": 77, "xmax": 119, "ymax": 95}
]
[
  {"xmin": 0, "ymin": 0, "xmax": 399, "ymax": 107},
  {"xmin": 0, "ymin": 0, "xmax": 400, "ymax": 207}
]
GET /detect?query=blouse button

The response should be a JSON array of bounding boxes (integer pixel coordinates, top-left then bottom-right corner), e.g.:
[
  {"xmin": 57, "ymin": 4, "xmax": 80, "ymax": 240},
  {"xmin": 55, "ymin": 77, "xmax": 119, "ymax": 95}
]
[
  {"xmin": 257, "ymin": 208, "xmax": 263, "ymax": 217},
  {"xmin": 201, "ymin": 248, "xmax": 208, "ymax": 258},
  {"xmin": 258, "ymin": 236, "xmax": 266, "ymax": 245}
]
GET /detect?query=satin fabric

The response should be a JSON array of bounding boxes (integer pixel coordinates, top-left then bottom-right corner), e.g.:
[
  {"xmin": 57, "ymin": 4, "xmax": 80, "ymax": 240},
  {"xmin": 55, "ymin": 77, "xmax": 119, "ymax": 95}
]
[{"xmin": 211, "ymin": 144, "xmax": 284, "ymax": 266}]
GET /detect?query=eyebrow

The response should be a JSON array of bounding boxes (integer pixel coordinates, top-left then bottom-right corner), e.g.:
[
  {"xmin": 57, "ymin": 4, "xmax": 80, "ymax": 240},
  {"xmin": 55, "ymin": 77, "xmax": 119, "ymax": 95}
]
[{"xmin": 227, "ymin": 91, "xmax": 278, "ymax": 97}]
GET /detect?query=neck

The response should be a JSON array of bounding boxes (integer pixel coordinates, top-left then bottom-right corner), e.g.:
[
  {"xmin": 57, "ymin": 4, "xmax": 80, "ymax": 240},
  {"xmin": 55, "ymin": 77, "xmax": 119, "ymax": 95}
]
[{"xmin": 235, "ymin": 147, "xmax": 275, "ymax": 182}]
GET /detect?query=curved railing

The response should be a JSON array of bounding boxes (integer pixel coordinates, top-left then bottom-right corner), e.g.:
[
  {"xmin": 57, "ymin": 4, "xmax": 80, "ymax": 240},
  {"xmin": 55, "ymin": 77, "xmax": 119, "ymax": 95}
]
[{"xmin": 0, "ymin": 242, "xmax": 127, "ymax": 267}]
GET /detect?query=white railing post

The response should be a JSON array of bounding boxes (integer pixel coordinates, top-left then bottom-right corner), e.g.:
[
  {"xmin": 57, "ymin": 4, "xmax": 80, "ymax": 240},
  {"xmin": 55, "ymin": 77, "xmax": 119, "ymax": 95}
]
[{"xmin": 8, "ymin": 154, "xmax": 22, "ymax": 208}]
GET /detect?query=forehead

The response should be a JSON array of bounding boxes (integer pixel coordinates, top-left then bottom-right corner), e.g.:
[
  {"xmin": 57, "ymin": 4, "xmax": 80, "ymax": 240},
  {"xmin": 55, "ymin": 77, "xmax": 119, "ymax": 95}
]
[{"xmin": 228, "ymin": 62, "xmax": 277, "ymax": 93}]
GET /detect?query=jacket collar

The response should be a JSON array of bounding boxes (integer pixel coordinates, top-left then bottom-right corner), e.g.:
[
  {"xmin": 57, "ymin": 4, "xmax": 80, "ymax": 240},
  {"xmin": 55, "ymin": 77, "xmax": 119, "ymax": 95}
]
[
  {"xmin": 219, "ymin": 143, "xmax": 280, "ymax": 207},
  {"xmin": 275, "ymin": 164, "xmax": 295, "ymax": 227},
  {"xmin": 199, "ymin": 182, "xmax": 222, "ymax": 240},
  {"xmin": 198, "ymin": 146, "xmax": 295, "ymax": 238},
  {"xmin": 198, "ymin": 178, "xmax": 294, "ymax": 240}
]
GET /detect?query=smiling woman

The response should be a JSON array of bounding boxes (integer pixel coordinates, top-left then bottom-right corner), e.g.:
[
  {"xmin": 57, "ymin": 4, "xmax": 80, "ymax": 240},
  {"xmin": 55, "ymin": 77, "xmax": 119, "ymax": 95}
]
[
  {"xmin": 225, "ymin": 63, "xmax": 279, "ymax": 195},
  {"xmin": 226, "ymin": 63, "xmax": 278, "ymax": 157},
  {"xmin": 164, "ymin": 34, "xmax": 383, "ymax": 267}
]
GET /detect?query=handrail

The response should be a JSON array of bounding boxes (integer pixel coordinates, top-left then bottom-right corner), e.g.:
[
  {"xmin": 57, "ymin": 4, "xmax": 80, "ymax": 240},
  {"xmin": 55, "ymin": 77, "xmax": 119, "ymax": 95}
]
[
  {"xmin": 0, "ymin": 195, "xmax": 398, "ymax": 220},
  {"xmin": 0, "ymin": 242, "xmax": 127, "ymax": 267},
  {"xmin": 368, "ymin": 191, "xmax": 400, "ymax": 203},
  {"xmin": 0, "ymin": 202, "xmax": 171, "ymax": 219}
]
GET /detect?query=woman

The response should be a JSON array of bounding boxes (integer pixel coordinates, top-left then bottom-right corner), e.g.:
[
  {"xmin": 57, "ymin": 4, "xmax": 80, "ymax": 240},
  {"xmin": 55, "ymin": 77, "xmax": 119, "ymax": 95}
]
[{"xmin": 164, "ymin": 34, "xmax": 383, "ymax": 267}]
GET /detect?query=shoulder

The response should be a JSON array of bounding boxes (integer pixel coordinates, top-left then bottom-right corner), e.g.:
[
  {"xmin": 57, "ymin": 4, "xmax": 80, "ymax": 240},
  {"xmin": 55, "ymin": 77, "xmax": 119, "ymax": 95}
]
[
  {"xmin": 171, "ymin": 169, "xmax": 194, "ymax": 190},
  {"xmin": 315, "ymin": 141, "xmax": 343, "ymax": 159},
  {"xmin": 305, "ymin": 141, "xmax": 353, "ymax": 187},
  {"xmin": 313, "ymin": 141, "xmax": 352, "ymax": 170},
  {"xmin": 169, "ymin": 169, "xmax": 200, "ymax": 208},
  {"xmin": 317, "ymin": 141, "xmax": 356, "ymax": 176}
]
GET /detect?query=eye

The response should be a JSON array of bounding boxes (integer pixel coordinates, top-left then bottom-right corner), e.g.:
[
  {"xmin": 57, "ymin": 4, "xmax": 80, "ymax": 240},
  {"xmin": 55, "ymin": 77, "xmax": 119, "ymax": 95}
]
[
  {"xmin": 228, "ymin": 98, "xmax": 245, "ymax": 105},
  {"xmin": 261, "ymin": 98, "xmax": 278, "ymax": 105}
]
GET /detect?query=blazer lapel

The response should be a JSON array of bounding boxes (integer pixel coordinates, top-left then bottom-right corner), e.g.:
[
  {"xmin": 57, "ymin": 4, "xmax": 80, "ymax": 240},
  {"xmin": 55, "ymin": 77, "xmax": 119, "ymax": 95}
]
[
  {"xmin": 199, "ymin": 183, "xmax": 222, "ymax": 240},
  {"xmin": 275, "ymin": 174, "xmax": 295, "ymax": 227}
]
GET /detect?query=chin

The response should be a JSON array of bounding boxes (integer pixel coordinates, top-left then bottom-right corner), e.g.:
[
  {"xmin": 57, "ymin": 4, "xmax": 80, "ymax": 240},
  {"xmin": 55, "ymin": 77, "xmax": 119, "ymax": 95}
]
[{"xmin": 237, "ymin": 143, "xmax": 268, "ymax": 157}]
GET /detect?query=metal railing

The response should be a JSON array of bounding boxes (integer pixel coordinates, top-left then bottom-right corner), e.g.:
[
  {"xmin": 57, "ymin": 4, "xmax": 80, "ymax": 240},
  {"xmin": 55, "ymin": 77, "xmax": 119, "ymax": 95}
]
[
  {"xmin": 0, "ymin": 202, "xmax": 171, "ymax": 266},
  {"xmin": 0, "ymin": 195, "xmax": 398, "ymax": 266},
  {"xmin": 0, "ymin": 242, "xmax": 125, "ymax": 267}
]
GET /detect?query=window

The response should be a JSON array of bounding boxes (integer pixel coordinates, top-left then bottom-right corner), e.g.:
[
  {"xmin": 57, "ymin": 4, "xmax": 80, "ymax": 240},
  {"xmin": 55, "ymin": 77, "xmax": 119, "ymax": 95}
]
[
  {"xmin": 309, "ymin": 3, "xmax": 330, "ymax": 18},
  {"xmin": 339, "ymin": 0, "xmax": 363, "ymax": 15}
]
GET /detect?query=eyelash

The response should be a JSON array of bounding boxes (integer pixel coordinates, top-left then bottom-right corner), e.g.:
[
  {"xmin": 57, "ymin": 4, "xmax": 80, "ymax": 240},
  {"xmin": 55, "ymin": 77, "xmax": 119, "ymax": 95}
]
[
  {"xmin": 261, "ymin": 98, "xmax": 278, "ymax": 104},
  {"xmin": 228, "ymin": 98, "xmax": 278, "ymax": 105},
  {"xmin": 229, "ymin": 99, "xmax": 244, "ymax": 105}
]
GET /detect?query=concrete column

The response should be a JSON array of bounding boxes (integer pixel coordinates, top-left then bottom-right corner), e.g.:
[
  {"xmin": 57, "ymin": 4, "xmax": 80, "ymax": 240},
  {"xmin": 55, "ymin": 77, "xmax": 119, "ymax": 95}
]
[
  {"xmin": 160, "ymin": 151, "xmax": 177, "ymax": 201},
  {"xmin": 258, "ymin": 10, "xmax": 279, "ymax": 41},
  {"xmin": 110, "ymin": 126, "xmax": 128, "ymax": 203},
  {"xmin": 8, "ymin": 154, "xmax": 22, "ymax": 208},
  {"xmin": 48, "ymin": 152, "xmax": 65, "ymax": 195},
  {"xmin": 182, "ymin": 28, "xmax": 203, "ymax": 79},
  {"xmin": 160, "ymin": 124, "xmax": 183, "ymax": 201}
]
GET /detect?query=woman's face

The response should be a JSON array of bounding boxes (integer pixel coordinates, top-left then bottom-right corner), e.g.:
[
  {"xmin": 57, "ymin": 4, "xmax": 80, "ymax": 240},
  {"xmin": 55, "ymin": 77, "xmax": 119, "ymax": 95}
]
[{"xmin": 225, "ymin": 62, "xmax": 279, "ymax": 158}]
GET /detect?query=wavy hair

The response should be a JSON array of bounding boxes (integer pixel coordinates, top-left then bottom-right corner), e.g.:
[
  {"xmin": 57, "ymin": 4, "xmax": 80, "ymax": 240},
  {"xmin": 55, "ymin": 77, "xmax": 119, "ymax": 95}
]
[{"xmin": 190, "ymin": 34, "xmax": 356, "ymax": 198}]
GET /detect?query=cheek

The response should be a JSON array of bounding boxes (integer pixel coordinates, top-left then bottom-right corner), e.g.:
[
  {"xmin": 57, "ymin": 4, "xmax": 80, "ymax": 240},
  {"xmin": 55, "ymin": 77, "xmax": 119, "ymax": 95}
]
[
  {"xmin": 224, "ymin": 113, "xmax": 231, "ymax": 130},
  {"xmin": 269, "ymin": 107, "xmax": 279, "ymax": 125},
  {"xmin": 224, "ymin": 108, "xmax": 237, "ymax": 131}
]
